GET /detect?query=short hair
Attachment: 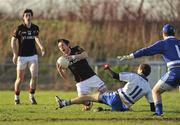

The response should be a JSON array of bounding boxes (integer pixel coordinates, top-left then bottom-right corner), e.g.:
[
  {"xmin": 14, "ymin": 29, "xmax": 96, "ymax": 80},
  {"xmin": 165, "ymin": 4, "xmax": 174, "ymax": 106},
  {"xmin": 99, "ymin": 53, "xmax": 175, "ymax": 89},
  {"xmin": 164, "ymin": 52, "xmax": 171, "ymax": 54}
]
[
  {"xmin": 23, "ymin": 9, "xmax": 33, "ymax": 17},
  {"xmin": 57, "ymin": 39, "xmax": 70, "ymax": 46},
  {"xmin": 139, "ymin": 64, "xmax": 151, "ymax": 77},
  {"xmin": 162, "ymin": 24, "xmax": 175, "ymax": 36}
]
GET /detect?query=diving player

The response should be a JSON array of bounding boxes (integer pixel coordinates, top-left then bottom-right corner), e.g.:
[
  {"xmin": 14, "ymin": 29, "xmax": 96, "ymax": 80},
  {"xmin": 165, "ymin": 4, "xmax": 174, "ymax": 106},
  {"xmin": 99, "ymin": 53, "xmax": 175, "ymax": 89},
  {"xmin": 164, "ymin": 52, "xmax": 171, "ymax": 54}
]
[
  {"xmin": 117, "ymin": 24, "xmax": 180, "ymax": 116},
  {"xmin": 55, "ymin": 64, "xmax": 155, "ymax": 112}
]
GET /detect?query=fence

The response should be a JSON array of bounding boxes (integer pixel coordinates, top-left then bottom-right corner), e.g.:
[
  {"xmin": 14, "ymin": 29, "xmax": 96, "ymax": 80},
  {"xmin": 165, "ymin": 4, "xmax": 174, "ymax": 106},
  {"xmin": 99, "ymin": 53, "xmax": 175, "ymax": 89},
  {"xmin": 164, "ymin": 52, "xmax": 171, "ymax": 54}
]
[{"xmin": 0, "ymin": 60, "xmax": 173, "ymax": 90}]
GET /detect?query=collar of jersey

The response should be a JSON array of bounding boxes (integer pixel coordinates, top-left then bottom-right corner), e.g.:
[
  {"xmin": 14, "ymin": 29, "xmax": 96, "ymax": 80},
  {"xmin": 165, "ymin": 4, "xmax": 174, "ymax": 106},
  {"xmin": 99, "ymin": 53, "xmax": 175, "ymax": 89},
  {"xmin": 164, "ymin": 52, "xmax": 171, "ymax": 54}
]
[
  {"xmin": 138, "ymin": 73, "xmax": 148, "ymax": 81},
  {"xmin": 23, "ymin": 23, "xmax": 32, "ymax": 28},
  {"xmin": 164, "ymin": 36, "xmax": 175, "ymax": 40}
]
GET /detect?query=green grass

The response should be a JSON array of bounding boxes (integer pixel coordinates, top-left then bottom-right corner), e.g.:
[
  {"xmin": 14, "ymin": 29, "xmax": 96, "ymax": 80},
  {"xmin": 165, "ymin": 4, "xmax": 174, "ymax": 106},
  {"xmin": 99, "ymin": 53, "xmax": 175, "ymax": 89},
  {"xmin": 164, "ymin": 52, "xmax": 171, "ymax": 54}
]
[{"xmin": 0, "ymin": 91, "xmax": 180, "ymax": 125}]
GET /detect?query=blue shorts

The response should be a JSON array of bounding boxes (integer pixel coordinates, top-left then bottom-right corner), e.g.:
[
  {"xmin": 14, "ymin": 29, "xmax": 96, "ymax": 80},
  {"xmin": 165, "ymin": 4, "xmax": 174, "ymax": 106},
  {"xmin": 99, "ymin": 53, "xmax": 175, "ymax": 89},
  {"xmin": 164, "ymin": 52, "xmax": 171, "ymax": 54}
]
[
  {"xmin": 99, "ymin": 91, "xmax": 128, "ymax": 111},
  {"xmin": 161, "ymin": 68, "xmax": 180, "ymax": 88}
]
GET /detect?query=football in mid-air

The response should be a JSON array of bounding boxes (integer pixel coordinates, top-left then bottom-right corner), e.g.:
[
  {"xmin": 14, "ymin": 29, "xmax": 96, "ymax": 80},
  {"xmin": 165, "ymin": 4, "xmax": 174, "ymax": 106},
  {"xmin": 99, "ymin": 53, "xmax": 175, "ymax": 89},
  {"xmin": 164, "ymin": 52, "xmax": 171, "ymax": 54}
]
[{"xmin": 56, "ymin": 56, "xmax": 69, "ymax": 69}]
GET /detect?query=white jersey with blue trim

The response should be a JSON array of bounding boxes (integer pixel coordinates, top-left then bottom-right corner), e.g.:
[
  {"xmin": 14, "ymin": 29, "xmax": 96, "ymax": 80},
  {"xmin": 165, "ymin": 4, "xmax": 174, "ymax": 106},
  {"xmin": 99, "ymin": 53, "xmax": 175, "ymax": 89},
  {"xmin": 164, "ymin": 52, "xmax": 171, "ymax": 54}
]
[
  {"xmin": 117, "ymin": 72, "xmax": 153, "ymax": 107},
  {"xmin": 133, "ymin": 36, "xmax": 180, "ymax": 69}
]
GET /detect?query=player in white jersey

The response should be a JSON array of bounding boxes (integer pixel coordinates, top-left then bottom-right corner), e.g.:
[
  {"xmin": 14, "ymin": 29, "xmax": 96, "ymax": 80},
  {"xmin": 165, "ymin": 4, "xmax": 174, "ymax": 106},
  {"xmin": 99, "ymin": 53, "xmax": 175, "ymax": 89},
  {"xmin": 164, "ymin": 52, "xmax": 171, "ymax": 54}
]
[{"xmin": 55, "ymin": 64, "xmax": 155, "ymax": 112}]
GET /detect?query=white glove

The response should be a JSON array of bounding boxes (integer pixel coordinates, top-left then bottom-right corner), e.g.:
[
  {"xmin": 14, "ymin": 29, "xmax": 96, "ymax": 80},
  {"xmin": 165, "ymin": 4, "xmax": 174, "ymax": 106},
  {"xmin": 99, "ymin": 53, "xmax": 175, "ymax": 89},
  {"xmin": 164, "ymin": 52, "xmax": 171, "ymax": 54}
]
[{"xmin": 117, "ymin": 54, "xmax": 134, "ymax": 61}]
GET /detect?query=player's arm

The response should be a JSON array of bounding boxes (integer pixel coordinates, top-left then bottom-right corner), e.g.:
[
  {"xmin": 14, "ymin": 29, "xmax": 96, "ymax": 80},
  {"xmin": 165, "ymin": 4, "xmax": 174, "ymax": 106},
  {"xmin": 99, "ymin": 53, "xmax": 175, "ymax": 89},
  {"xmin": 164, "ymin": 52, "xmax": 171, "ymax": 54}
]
[
  {"xmin": 145, "ymin": 90, "xmax": 155, "ymax": 112},
  {"xmin": 35, "ymin": 36, "xmax": 45, "ymax": 56},
  {"xmin": 67, "ymin": 46, "xmax": 88, "ymax": 61},
  {"xmin": 56, "ymin": 63, "xmax": 68, "ymax": 80},
  {"xmin": 104, "ymin": 64, "xmax": 134, "ymax": 82},
  {"xmin": 11, "ymin": 36, "xmax": 18, "ymax": 64},
  {"xmin": 132, "ymin": 40, "xmax": 164, "ymax": 58},
  {"xmin": 104, "ymin": 64, "xmax": 119, "ymax": 80},
  {"xmin": 74, "ymin": 51, "xmax": 88, "ymax": 61},
  {"xmin": 117, "ymin": 41, "xmax": 165, "ymax": 61}
]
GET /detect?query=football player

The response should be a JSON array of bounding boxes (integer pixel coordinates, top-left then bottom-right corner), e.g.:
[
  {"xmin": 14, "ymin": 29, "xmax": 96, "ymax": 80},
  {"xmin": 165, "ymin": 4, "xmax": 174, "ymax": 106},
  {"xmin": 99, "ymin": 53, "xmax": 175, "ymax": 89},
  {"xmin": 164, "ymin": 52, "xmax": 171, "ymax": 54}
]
[
  {"xmin": 55, "ymin": 64, "xmax": 155, "ymax": 112},
  {"xmin": 56, "ymin": 39, "xmax": 108, "ymax": 111},
  {"xmin": 117, "ymin": 24, "xmax": 180, "ymax": 116},
  {"xmin": 11, "ymin": 9, "xmax": 45, "ymax": 105}
]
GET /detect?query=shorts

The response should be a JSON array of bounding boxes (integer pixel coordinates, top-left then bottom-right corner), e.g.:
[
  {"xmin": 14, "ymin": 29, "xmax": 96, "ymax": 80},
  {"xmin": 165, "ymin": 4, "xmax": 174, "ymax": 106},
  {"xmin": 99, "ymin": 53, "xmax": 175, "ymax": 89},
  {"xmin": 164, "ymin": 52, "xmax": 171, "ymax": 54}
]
[
  {"xmin": 17, "ymin": 55, "xmax": 38, "ymax": 77},
  {"xmin": 76, "ymin": 75, "xmax": 106, "ymax": 96},
  {"xmin": 159, "ymin": 68, "xmax": 180, "ymax": 90},
  {"xmin": 99, "ymin": 91, "xmax": 128, "ymax": 111}
]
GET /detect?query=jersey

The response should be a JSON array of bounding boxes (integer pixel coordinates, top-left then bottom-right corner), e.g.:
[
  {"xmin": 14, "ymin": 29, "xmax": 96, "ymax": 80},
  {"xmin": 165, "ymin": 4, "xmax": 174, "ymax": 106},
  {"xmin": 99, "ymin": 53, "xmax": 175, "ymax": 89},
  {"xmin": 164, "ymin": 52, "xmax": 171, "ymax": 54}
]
[
  {"xmin": 12, "ymin": 23, "xmax": 39, "ymax": 56},
  {"xmin": 68, "ymin": 46, "xmax": 96, "ymax": 82},
  {"xmin": 133, "ymin": 36, "xmax": 180, "ymax": 69},
  {"xmin": 117, "ymin": 72, "xmax": 153, "ymax": 107}
]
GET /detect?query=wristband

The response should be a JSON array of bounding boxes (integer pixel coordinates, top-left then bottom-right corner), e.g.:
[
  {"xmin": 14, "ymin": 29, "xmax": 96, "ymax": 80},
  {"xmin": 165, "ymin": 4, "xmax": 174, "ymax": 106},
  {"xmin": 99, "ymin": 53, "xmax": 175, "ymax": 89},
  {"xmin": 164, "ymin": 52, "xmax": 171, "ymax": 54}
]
[{"xmin": 72, "ymin": 55, "xmax": 76, "ymax": 60}]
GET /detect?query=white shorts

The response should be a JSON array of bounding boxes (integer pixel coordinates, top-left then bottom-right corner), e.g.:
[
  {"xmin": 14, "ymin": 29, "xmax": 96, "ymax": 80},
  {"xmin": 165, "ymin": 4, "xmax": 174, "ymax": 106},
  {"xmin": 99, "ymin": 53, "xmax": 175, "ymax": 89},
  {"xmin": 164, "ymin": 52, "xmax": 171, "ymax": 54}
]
[
  {"xmin": 17, "ymin": 55, "xmax": 38, "ymax": 77},
  {"xmin": 76, "ymin": 75, "xmax": 106, "ymax": 96}
]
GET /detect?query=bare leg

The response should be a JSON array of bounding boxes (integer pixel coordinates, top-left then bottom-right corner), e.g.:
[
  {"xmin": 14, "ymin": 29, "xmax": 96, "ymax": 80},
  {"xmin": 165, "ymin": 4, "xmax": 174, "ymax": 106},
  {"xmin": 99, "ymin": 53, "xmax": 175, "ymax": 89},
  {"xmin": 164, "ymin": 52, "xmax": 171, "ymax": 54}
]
[
  {"xmin": 152, "ymin": 80, "xmax": 168, "ymax": 116},
  {"xmin": 28, "ymin": 61, "xmax": 38, "ymax": 104},
  {"xmin": 71, "ymin": 93, "xmax": 100, "ymax": 104},
  {"xmin": 29, "ymin": 61, "xmax": 38, "ymax": 91},
  {"xmin": 14, "ymin": 69, "xmax": 25, "ymax": 104},
  {"xmin": 29, "ymin": 77, "xmax": 38, "ymax": 91},
  {"xmin": 152, "ymin": 82, "xmax": 165, "ymax": 105},
  {"xmin": 55, "ymin": 93, "xmax": 101, "ymax": 109}
]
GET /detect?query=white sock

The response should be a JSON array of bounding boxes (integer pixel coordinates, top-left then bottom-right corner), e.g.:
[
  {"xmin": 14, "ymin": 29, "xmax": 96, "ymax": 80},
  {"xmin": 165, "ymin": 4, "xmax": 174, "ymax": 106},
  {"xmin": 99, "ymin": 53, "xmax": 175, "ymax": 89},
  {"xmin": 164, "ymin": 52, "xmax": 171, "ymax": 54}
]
[
  {"xmin": 14, "ymin": 95, "xmax": 19, "ymax": 100},
  {"xmin": 29, "ymin": 93, "xmax": 34, "ymax": 98}
]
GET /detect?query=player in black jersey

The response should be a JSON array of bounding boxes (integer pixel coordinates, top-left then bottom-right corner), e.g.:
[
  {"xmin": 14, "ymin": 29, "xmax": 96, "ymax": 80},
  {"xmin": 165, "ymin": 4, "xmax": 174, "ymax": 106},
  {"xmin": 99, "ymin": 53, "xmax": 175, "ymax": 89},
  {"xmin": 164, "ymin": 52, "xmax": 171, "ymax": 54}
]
[
  {"xmin": 11, "ymin": 9, "xmax": 45, "ymax": 105},
  {"xmin": 56, "ymin": 39, "xmax": 107, "ymax": 111}
]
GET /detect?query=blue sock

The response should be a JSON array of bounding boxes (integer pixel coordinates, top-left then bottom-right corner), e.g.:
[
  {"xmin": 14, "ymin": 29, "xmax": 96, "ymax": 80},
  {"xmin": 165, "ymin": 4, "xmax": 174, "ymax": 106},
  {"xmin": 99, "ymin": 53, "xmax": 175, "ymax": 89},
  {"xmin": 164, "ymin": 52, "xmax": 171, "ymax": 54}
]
[{"xmin": 155, "ymin": 103, "xmax": 163, "ymax": 116}]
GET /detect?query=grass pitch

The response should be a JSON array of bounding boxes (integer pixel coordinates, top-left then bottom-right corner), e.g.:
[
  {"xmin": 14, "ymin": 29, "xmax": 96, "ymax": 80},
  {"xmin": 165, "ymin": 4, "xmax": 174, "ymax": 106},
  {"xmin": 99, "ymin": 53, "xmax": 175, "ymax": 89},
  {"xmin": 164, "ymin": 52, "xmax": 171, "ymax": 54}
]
[{"xmin": 0, "ymin": 91, "xmax": 180, "ymax": 125}]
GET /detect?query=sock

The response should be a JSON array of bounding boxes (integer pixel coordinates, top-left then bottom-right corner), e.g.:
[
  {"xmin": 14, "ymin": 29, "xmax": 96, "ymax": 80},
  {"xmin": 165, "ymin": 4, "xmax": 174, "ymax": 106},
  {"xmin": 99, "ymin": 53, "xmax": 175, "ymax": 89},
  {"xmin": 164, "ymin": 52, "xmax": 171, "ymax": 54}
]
[
  {"xmin": 29, "ymin": 88, "xmax": 35, "ymax": 98},
  {"xmin": 155, "ymin": 103, "xmax": 163, "ymax": 116},
  {"xmin": 14, "ymin": 91, "xmax": 20, "ymax": 100},
  {"xmin": 62, "ymin": 100, "xmax": 71, "ymax": 106}
]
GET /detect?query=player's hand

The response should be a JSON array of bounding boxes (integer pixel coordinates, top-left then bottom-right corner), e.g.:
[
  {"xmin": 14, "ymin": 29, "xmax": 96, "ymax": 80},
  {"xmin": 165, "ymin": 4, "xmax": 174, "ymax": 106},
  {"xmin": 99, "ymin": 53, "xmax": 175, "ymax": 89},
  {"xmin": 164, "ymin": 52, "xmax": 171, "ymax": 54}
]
[
  {"xmin": 65, "ymin": 55, "xmax": 76, "ymax": 61},
  {"xmin": 56, "ymin": 63, "xmax": 62, "ymax": 70},
  {"xmin": 41, "ymin": 48, "xmax": 45, "ymax": 56},
  {"xmin": 117, "ymin": 55, "xmax": 131, "ymax": 61},
  {"xmin": 12, "ymin": 54, "xmax": 18, "ymax": 64},
  {"xmin": 103, "ymin": 64, "xmax": 110, "ymax": 70}
]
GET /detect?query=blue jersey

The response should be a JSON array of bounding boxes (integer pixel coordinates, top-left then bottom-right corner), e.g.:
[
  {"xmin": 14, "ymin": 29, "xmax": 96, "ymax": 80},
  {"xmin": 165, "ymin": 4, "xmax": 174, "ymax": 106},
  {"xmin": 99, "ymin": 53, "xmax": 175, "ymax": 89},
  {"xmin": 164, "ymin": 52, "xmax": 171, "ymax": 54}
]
[{"xmin": 133, "ymin": 36, "xmax": 180, "ymax": 69}]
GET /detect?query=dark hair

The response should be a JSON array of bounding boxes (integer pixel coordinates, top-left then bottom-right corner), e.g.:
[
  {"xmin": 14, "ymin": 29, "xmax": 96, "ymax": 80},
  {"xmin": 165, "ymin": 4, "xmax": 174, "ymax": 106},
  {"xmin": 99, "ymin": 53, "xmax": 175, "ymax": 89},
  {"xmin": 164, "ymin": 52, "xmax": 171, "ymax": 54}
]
[
  {"xmin": 139, "ymin": 64, "xmax": 151, "ymax": 76},
  {"xmin": 162, "ymin": 24, "xmax": 175, "ymax": 36},
  {"xmin": 57, "ymin": 39, "xmax": 70, "ymax": 46},
  {"xmin": 164, "ymin": 31, "xmax": 175, "ymax": 36},
  {"xmin": 23, "ymin": 9, "xmax": 33, "ymax": 17}
]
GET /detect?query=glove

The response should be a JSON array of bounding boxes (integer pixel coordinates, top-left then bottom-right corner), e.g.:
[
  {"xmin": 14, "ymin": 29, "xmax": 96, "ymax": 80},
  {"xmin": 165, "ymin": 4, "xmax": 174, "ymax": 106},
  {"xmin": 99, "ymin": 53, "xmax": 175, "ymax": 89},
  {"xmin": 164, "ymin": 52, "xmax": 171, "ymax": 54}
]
[{"xmin": 117, "ymin": 54, "xmax": 134, "ymax": 61}]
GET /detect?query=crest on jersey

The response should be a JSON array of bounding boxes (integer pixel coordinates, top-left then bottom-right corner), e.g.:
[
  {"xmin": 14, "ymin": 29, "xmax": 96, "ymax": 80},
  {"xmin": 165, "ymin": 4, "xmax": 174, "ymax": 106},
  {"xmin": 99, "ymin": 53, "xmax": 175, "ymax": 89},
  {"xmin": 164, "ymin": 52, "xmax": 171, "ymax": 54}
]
[{"xmin": 28, "ymin": 31, "xmax": 31, "ymax": 35}]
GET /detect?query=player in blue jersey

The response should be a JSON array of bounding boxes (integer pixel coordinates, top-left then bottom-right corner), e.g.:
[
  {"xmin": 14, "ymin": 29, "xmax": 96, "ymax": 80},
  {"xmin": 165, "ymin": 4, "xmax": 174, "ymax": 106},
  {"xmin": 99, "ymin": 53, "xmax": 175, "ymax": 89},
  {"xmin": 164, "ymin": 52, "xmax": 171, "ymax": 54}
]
[
  {"xmin": 55, "ymin": 64, "xmax": 155, "ymax": 112},
  {"xmin": 117, "ymin": 24, "xmax": 180, "ymax": 116}
]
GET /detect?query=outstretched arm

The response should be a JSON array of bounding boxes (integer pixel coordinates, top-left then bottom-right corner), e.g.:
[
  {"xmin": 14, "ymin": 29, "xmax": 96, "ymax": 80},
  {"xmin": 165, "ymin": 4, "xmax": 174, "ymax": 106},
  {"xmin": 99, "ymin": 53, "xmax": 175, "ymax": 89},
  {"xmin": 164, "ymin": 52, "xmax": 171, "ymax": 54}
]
[
  {"xmin": 117, "ymin": 40, "xmax": 165, "ymax": 61},
  {"xmin": 104, "ymin": 64, "xmax": 119, "ymax": 80}
]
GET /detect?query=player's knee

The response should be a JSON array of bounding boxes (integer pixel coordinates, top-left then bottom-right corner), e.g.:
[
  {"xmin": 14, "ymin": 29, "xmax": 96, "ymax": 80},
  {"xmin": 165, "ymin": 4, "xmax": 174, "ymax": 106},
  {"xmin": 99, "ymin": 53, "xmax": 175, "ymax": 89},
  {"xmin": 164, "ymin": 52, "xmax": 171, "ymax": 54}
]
[
  {"xmin": 16, "ymin": 77, "xmax": 24, "ymax": 83},
  {"xmin": 31, "ymin": 71, "xmax": 38, "ymax": 78},
  {"xmin": 152, "ymin": 87, "xmax": 161, "ymax": 95},
  {"xmin": 31, "ymin": 76, "xmax": 38, "ymax": 82}
]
